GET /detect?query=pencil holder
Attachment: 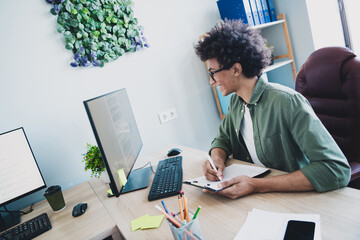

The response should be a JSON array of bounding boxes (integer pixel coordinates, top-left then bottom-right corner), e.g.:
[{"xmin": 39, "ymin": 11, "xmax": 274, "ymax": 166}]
[{"xmin": 166, "ymin": 213, "xmax": 203, "ymax": 240}]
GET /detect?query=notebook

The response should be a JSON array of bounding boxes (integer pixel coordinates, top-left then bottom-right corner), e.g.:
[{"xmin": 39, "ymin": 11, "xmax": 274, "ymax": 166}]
[{"xmin": 183, "ymin": 164, "xmax": 269, "ymax": 192}]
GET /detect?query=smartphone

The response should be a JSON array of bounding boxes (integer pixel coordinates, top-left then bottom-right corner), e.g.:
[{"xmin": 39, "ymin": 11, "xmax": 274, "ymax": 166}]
[{"xmin": 283, "ymin": 220, "xmax": 315, "ymax": 240}]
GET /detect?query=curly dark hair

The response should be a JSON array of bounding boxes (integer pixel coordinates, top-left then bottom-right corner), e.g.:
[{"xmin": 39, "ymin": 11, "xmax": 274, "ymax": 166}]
[{"xmin": 195, "ymin": 19, "xmax": 271, "ymax": 78}]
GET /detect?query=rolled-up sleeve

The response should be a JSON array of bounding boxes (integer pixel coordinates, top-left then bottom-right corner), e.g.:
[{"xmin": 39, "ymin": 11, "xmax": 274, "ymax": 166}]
[
  {"xmin": 210, "ymin": 113, "xmax": 232, "ymax": 156},
  {"xmin": 289, "ymin": 94, "xmax": 351, "ymax": 192}
]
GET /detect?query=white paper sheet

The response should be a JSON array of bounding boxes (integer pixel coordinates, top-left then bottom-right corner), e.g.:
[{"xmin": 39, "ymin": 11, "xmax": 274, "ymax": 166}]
[
  {"xmin": 184, "ymin": 164, "xmax": 269, "ymax": 191},
  {"xmin": 234, "ymin": 208, "xmax": 321, "ymax": 240}
]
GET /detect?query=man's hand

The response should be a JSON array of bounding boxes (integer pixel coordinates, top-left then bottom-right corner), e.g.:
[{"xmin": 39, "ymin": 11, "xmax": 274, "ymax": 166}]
[
  {"xmin": 202, "ymin": 170, "xmax": 315, "ymax": 199},
  {"xmin": 203, "ymin": 148, "xmax": 227, "ymax": 181},
  {"xmin": 203, "ymin": 158, "xmax": 225, "ymax": 181},
  {"xmin": 216, "ymin": 176, "xmax": 256, "ymax": 199}
]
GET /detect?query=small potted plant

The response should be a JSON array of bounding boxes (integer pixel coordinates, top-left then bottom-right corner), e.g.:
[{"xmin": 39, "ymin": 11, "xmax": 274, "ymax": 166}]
[
  {"xmin": 266, "ymin": 43, "xmax": 275, "ymax": 65},
  {"xmin": 82, "ymin": 143, "xmax": 105, "ymax": 178}
]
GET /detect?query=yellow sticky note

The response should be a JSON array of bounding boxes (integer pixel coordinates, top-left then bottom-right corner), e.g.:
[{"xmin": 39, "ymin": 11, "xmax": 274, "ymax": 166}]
[
  {"xmin": 117, "ymin": 168, "xmax": 127, "ymax": 187},
  {"xmin": 141, "ymin": 215, "xmax": 164, "ymax": 229},
  {"xmin": 130, "ymin": 214, "xmax": 164, "ymax": 232},
  {"xmin": 131, "ymin": 214, "xmax": 149, "ymax": 232}
]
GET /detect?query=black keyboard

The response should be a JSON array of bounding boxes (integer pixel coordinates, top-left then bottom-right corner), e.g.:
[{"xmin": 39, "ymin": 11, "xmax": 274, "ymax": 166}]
[
  {"xmin": 148, "ymin": 156, "xmax": 183, "ymax": 201},
  {"xmin": 0, "ymin": 213, "xmax": 51, "ymax": 240}
]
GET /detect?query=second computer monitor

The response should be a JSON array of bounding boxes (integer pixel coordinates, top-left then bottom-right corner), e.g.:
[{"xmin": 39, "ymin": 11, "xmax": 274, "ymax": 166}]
[{"xmin": 84, "ymin": 89, "xmax": 151, "ymax": 197}]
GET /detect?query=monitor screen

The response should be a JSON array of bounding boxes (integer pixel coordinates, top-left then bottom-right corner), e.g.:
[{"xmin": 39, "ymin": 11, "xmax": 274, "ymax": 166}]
[
  {"xmin": 84, "ymin": 89, "xmax": 144, "ymax": 197},
  {"xmin": 0, "ymin": 128, "xmax": 46, "ymax": 207}
]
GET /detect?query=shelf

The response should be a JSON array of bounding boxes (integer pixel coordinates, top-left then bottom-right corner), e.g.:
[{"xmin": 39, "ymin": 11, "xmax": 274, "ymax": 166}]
[
  {"xmin": 250, "ymin": 19, "xmax": 285, "ymax": 30},
  {"xmin": 263, "ymin": 59, "xmax": 293, "ymax": 73}
]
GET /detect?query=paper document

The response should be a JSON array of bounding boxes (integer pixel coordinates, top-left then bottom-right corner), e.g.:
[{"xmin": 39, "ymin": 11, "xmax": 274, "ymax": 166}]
[
  {"xmin": 234, "ymin": 208, "xmax": 321, "ymax": 240},
  {"xmin": 184, "ymin": 164, "xmax": 269, "ymax": 191}
]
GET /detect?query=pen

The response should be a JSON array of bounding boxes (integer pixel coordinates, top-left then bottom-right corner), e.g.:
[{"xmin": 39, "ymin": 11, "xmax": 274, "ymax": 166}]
[
  {"xmin": 180, "ymin": 191, "xmax": 187, "ymax": 220},
  {"xmin": 171, "ymin": 212, "xmax": 182, "ymax": 224},
  {"xmin": 178, "ymin": 195, "xmax": 184, "ymax": 221},
  {"xmin": 192, "ymin": 206, "xmax": 201, "ymax": 220},
  {"xmin": 207, "ymin": 154, "xmax": 223, "ymax": 181},
  {"xmin": 183, "ymin": 193, "xmax": 190, "ymax": 223},
  {"xmin": 161, "ymin": 200, "xmax": 169, "ymax": 214},
  {"xmin": 155, "ymin": 205, "xmax": 199, "ymax": 240}
]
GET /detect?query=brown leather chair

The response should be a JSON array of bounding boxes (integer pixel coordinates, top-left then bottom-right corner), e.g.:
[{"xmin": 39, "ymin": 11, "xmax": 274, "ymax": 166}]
[{"xmin": 295, "ymin": 47, "xmax": 360, "ymax": 189}]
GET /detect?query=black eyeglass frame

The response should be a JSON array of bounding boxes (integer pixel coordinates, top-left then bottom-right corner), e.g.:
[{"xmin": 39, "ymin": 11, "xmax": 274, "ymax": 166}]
[{"xmin": 208, "ymin": 66, "xmax": 230, "ymax": 81}]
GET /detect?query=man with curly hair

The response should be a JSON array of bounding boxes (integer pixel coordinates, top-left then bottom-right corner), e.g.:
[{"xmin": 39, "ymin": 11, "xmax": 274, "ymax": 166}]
[{"xmin": 195, "ymin": 20, "xmax": 350, "ymax": 199}]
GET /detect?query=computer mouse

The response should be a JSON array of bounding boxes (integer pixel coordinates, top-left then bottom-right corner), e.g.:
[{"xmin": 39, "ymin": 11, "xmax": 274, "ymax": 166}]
[
  {"xmin": 72, "ymin": 203, "xmax": 87, "ymax": 217},
  {"xmin": 167, "ymin": 148, "xmax": 182, "ymax": 157}
]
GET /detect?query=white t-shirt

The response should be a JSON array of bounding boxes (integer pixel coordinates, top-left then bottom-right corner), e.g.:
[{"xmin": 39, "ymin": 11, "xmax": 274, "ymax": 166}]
[{"xmin": 240, "ymin": 104, "xmax": 264, "ymax": 166}]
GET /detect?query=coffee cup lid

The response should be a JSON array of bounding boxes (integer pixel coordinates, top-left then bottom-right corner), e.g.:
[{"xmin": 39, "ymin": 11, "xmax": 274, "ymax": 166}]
[{"xmin": 44, "ymin": 185, "xmax": 61, "ymax": 196}]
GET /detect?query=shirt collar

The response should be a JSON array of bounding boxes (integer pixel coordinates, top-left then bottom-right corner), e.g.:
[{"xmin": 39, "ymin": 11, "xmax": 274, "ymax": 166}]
[{"xmin": 248, "ymin": 76, "xmax": 268, "ymax": 105}]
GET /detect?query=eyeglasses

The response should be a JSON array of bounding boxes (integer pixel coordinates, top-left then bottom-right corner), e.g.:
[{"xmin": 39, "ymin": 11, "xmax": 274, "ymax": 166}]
[{"xmin": 208, "ymin": 67, "xmax": 229, "ymax": 81}]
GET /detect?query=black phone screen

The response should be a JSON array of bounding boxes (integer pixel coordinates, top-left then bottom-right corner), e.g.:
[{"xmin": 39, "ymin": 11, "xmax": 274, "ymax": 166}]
[{"xmin": 283, "ymin": 220, "xmax": 315, "ymax": 240}]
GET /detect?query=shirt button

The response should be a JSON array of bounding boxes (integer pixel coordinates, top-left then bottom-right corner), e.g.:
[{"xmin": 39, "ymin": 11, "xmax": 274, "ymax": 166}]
[
  {"xmin": 235, "ymin": 129, "xmax": 238, "ymax": 132},
  {"xmin": 241, "ymin": 110, "xmax": 244, "ymax": 112},
  {"xmin": 255, "ymin": 103, "xmax": 257, "ymax": 105},
  {"xmin": 246, "ymin": 157, "xmax": 250, "ymax": 160}
]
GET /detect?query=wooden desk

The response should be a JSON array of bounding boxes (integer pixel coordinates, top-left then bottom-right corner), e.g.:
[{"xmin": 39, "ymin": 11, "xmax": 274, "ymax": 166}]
[
  {"xmin": 20, "ymin": 182, "xmax": 120, "ymax": 240},
  {"xmin": 90, "ymin": 145, "xmax": 360, "ymax": 240}
]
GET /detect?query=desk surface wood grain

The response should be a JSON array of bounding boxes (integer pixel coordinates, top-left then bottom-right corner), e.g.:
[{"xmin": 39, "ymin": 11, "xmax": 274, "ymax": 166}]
[
  {"xmin": 21, "ymin": 181, "xmax": 119, "ymax": 240},
  {"xmin": 90, "ymin": 145, "xmax": 360, "ymax": 240}
]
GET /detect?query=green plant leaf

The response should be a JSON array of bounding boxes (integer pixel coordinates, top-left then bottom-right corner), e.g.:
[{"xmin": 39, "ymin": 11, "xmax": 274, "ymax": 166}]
[
  {"xmin": 74, "ymin": 41, "xmax": 81, "ymax": 50},
  {"xmin": 48, "ymin": 0, "xmax": 147, "ymax": 67},
  {"xmin": 65, "ymin": 42, "xmax": 74, "ymax": 50},
  {"xmin": 82, "ymin": 7, "xmax": 89, "ymax": 15},
  {"xmin": 70, "ymin": 19, "xmax": 79, "ymax": 28},
  {"xmin": 61, "ymin": 12, "xmax": 71, "ymax": 20},
  {"xmin": 132, "ymin": 17, "xmax": 138, "ymax": 25},
  {"xmin": 77, "ymin": 15, "xmax": 82, "ymax": 22},
  {"xmin": 50, "ymin": 8, "xmax": 57, "ymax": 16},
  {"xmin": 83, "ymin": 15, "xmax": 91, "ymax": 22},
  {"xmin": 71, "ymin": 8, "xmax": 78, "ymax": 15},
  {"xmin": 57, "ymin": 24, "xmax": 65, "ymax": 33},
  {"xmin": 96, "ymin": 11, "xmax": 104, "ymax": 22},
  {"xmin": 92, "ymin": 30, "xmax": 100, "ymax": 37},
  {"xmin": 82, "ymin": 31, "xmax": 89, "ymax": 38},
  {"xmin": 76, "ymin": 32, "xmax": 82, "ymax": 39},
  {"xmin": 65, "ymin": 1, "xmax": 74, "ymax": 13}
]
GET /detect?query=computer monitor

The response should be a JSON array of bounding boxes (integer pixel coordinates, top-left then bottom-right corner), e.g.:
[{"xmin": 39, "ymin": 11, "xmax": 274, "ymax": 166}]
[
  {"xmin": 0, "ymin": 127, "xmax": 46, "ymax": 231},
  {"xmin": 83, "ymin": 88, "xmax": 152, "ymax": 197}
]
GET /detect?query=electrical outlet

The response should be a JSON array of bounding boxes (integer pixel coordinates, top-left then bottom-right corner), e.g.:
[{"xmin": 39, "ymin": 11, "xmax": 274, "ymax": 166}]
[{"xmin": 158, "ymin": 108, "xmax": 178, "ymax": 124}]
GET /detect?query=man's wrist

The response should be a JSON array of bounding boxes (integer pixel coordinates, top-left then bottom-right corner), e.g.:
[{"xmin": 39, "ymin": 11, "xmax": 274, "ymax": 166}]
[
  {"xmin": 252, "ymin": 178, "xmax": 267, "ymax": 193},
  {"xmin": 210, "ymin": 148, "xmax": 227, "ymax": 164}
]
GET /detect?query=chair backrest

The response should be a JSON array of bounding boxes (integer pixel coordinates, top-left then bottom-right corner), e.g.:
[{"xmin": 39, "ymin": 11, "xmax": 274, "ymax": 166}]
[{"xmin": 295, "ymin": 47, "xmax": 360, "ymax": 163}]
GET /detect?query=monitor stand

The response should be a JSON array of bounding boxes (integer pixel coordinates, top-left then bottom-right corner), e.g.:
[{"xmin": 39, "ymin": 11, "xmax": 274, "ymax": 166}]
[
  {"xmin": 0, "ymin": 211, "xmax": 20, "ymax": 232},
  {"xmin": 121, "ymin": 166, "xmax": 152, "ymax": 194}
]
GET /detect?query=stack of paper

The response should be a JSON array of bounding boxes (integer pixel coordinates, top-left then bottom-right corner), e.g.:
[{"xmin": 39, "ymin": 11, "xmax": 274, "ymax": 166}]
[{"xmin": 234, "ymin": 208, "xmax": 321, "ymax": 240}]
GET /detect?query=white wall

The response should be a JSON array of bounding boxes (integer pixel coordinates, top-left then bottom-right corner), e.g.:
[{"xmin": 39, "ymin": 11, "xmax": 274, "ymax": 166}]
[
  {"xmin": 264, "ymin": 0, "xmax": 314, "ymax": 88},
  {"xmin": 266, "ymin": 0, "xmax": 346, "ymax": 87},
  {"xmin": 305, "ymin": 0, "xmax": 345, "ymax": 49},
  {"xmin": 272, "ymin": 0, "xmax": 314, "ymax": 71},
  {"xmin": 344, "ymin": 0, "xmax": 360, "ymax": 56},
  {"xmin": 0, "ymin": 0, "xmax": 221, "ymax": 209}
]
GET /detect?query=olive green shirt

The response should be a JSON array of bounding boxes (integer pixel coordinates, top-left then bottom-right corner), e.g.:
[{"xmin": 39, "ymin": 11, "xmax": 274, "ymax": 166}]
[{"xmin": 210, "ymin": 77, "xmax": 351, "ymax": 192}]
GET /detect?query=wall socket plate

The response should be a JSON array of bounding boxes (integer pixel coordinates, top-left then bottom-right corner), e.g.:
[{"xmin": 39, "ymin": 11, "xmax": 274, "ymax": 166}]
[{"xmin": 158, "ymin": 108, "xmax": 178, "ymax": 124}]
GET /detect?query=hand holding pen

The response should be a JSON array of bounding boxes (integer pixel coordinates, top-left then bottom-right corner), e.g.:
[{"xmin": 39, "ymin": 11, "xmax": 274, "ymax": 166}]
[{"xmin": 204, "ymin": 154, "xmax": 224, "ymax": 181}]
